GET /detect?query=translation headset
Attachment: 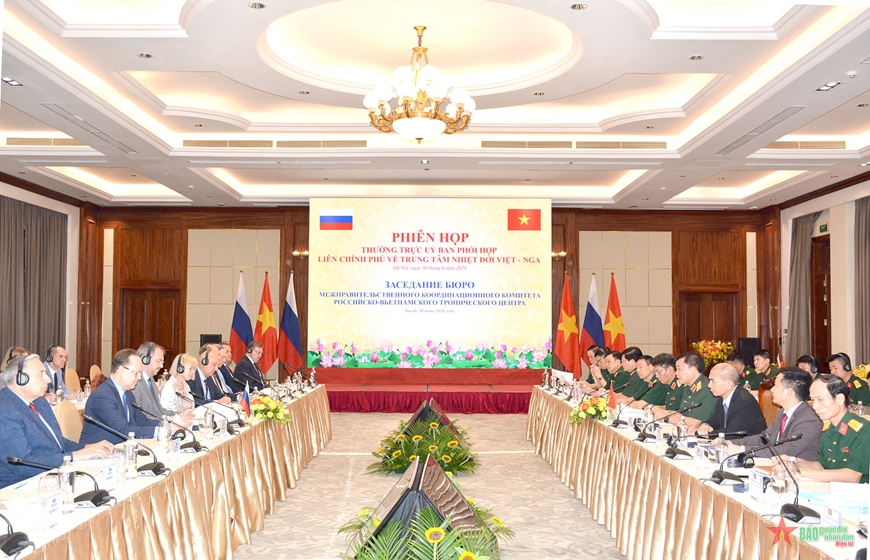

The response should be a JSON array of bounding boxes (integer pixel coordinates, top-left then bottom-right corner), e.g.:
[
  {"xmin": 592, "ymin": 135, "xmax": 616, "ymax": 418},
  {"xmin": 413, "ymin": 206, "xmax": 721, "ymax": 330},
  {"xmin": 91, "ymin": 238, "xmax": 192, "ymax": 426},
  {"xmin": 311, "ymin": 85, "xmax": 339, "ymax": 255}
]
[
  {"xmin": 839, "ymin": 353, "xmax": 852, "ymax": 372},
  {"xmin": 246, "ymin": 343, "xmax": 255, "ymax": 354},
  {"xmin": 201, "ymin": 345, "xmax": 210, "ymax": 366},
  {"xmin": 176, "ymin": 356, "xmax": 186, "ymax": 374},
  {"xmin": 141, "ymin": 342, "xmax": 154, "ymax": 366},
  {"xmin": 809, "ymin": 356, "xmax": 820, "ymax": 374},
  {"xmin": 16, "ymin": 355, "xmax": 37, "ymax": 386},
  {"xmin": 45, "ymin": 345, "xmax": 57, "ymax": 363}
]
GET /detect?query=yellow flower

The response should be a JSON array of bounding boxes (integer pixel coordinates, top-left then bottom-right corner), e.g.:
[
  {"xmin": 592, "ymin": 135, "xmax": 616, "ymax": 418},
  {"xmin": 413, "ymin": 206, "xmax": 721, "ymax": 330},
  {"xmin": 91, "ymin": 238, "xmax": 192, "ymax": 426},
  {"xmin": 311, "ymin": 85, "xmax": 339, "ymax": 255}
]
[
  {"xmin": 430, "ymin": 422, "xmax": 439, "ymax": 429},
  {"xmin": 373, "ymin": 514, "xmax": 380, "ymax": 527},
  {"xmin": 377, "ymin": 446, "xmax": 385, "ymax": 453},
  {"xmin": 262, "ymin": 396, "xmax": 271, "ymax": 403},
  {"xmin": 428, "ymin": 445, "xmax": 438, "ymax": 452},
  {"xmin": 447, "ymin": 440, "xmax": 459, "ymax": 448},
  {"xmin": 445, "ymin": 470, "xmax": 453, "ymax": 477},
  {"xmin": 490, "ymin": 516, "xmax": 504, "ymax": 527},
  {"xmin": 408, "ymin": 455, "xmax": 417, "ymax": 461},
  {"xmin": 441, "ymin": 455, "xmax": 452, "ymax": 463},
  {"xmin": 424, "ymin": 527, "xmax": 444, "ymax": 543},
  {"xmin": 412, "ymin": 435, "xmax": 423, "ymax": 442},
  {"xmin": 357, "ymin": 508, "xmax": 370, "ymax": 519},
  {"xmin": 467, "ymin": 498, "xmax": 475, "ymax": 504},
  {"xmin": 267, "ymin": 412, "xmax": 273, "ymax": 418},
  {"xmin": 396, "ymin": 434, "xmax": 405, "ymax": 441},
  {"xmin": 392, "ymin": 450, "xmax": 402, "ymax": 457},
  {"xmin": 458, "ymin": 552, "xmax": 477, "ymax": 560}
]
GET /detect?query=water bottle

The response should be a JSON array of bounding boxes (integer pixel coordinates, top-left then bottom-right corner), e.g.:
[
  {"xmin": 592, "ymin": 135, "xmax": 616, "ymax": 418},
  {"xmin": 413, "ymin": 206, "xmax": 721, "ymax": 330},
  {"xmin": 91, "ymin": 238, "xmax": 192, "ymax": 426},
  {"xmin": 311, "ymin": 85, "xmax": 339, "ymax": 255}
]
[
  {"xmin": 203, "ymin": 406, "xmax": 215, "ymax": 440},
  {"xmin": 859, "ymin": 401, "xmax": 865, "ymax": 416},
  {"xmin": 786, "ymin": 457, "xmax": 801, "ymax": 494},
  {"xmin": 84, "ymin": 380, "xmax": 91, "ymax": 398},
  {"xmin": 655, "ymin": 424, "xmax": 664, "ymax": 448},
  {"xmin": 59, "ymin": 458, "xmax": 75, "ymax": 513},
  {"xmin": 677, "ymin": 416, "xmax": 689, "ymax": 444},
  {"xmin": 157, "ymin": 416, "xmax": 170, "ymax": 452},
  {"xmin": 643, "ymin": 406, "xmax": 655, "ymax": 428},
  {"xmin": 56, "ymin": 388, "xmax": 64, "ymax": 403},
  {"xmin": 713, "ymin": 433, "xmax": 728, "ymax": 465},
  {"xmin": 124, "ymin": 432, "xmax": 138, "ymax": 479}
]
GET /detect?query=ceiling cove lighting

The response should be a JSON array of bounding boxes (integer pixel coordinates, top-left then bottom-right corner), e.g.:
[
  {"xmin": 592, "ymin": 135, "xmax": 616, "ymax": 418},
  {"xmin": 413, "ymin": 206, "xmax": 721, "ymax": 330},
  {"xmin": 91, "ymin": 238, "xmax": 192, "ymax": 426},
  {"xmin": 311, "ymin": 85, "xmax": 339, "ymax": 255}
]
[{"xmin": 363, "ymin": 26, "xmax": 474, "ymax": 144}]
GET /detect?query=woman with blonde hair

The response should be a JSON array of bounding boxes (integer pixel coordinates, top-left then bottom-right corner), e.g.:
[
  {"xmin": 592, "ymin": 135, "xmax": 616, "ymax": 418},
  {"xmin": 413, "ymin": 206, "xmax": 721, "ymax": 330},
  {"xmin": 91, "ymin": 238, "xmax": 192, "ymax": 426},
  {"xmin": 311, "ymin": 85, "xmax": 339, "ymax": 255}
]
[{"xmin": 160, "ymin": 353, "xmax": 197, "ymax": 414}]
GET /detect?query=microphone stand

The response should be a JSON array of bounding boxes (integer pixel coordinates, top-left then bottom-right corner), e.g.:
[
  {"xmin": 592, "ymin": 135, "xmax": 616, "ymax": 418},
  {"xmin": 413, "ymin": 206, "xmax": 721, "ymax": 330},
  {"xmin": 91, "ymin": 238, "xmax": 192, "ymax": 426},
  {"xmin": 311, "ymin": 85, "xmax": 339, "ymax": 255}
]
[
  {"xmin": 0, "ymin": 512, "xmax": 33, "ymax": 557},
  {"xmin": 130, "ymin": 402, "xmax": 206, "ymax": 453},
  {"xmin": 637, "ymin": 402, "xmax": 702, "ymax": 442},
  {"xmin": 176, "ymin": 392, "xmax": 244, "ymax": 433},
  {"xmin": 5, "ymin": 456, "xmax": 115, "ymax": 507},
  {"xmin": 762, "ymin": 433, "xmax": 820, "ymax": 523},
  {"xmin": 611, "ymin": 383, "xmax": 654, "ymax": 428},
  {"xmin": 82, "ymin": 414, "xmax": 168, "ymax": 476}
]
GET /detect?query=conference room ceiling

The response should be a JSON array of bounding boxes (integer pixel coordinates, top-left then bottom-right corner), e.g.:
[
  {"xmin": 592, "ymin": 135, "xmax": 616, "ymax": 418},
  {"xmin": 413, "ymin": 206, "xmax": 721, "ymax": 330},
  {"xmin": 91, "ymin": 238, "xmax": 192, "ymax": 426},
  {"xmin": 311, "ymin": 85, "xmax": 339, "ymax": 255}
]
[{"xmin": 2, "ymin": 0, "xmax": 870, "ymax": 208}]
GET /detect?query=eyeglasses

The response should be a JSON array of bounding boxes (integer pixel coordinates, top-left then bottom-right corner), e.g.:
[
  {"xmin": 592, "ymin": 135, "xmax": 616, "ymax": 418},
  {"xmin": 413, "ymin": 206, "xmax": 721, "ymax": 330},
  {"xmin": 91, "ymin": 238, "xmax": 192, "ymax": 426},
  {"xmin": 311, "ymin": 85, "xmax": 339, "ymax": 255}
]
[{"xmin": 121, "ymin": 365, "xmax": 143, "ymax": 379}]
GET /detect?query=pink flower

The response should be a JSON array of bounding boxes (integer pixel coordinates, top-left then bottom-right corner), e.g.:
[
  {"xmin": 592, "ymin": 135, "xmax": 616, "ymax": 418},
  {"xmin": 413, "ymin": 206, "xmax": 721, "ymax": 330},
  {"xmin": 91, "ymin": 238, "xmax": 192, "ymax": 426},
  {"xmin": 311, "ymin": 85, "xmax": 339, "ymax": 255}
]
[
  {"xmin": 465, "ymin": 350, "xmax": 474, "ymax": 361},
  {"xmin": 398, "ymin": 360, "xmax": 413, "ymax": 369},
  {"xmin": 495, "ymin": 351, "xmax": 503, "ymax": 358},
  {"xmin": 517, "ymin": 356, "xmax": 529, "ymax": 369},
  {"xmin": 371, "ymin": 353, "xmax": 379, "ymax": 363},
  {"xmin": 332, "ymin": 342, "xmax": 339, "ymax": 350},
  {"xmin": 337, "ymin": 348, "xmax": 344, "ymax": 356},
  {"xmin": 543, "ymin": 341, "xmax": 552, "ymax": 351},
  {"xmin": 446, "ymin": 344, "xmax": 453, "ymax": 353},
  {"xmin": 332, "ymin": 356, "xmax": 346, "ymax": 367},
  {"xmin": 493, "ymin": 358, "xmax": 508, "ymax": 369},
  {"xmin": 501, "ymin": 344, "xmax": 507, "ymax": 352},
  {"xmin": 533, "ymin": 350, "xmax": 546, "ymax": 362},
  {"xmin": 427, "ymin": 340, "xmax": 433, "ymax": 347},
  {"xmin": 351, "ymin": 344, "xmax": 358, "ymax": 354},
  {"xmin": 477, "ymin": 343, "xmax": 487, "ymax": 351},
  {"xmin": 406, "ymin": 346, "xmax": 413, "ymax": 354},
  {"xmin": 511, "ymin": 347, "xmax": 517, "ymax": 354},
  {"xmin": 401, "ymin": 353, "xmax": 408, "ymax": 361},
  {"xmin": 320, "ymin": 355, "xmax": 333, "ymax": 368},
  {"xmin": 317, "ymin": 338, "xmax": 325, "ymax": 352}
]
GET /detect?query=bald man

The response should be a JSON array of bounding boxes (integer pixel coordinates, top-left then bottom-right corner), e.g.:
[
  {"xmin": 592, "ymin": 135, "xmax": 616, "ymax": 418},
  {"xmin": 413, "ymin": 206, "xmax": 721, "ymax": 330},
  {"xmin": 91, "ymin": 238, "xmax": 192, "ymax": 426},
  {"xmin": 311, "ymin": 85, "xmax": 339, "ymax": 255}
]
[{"xmin": 697, "ymin": 362, "xmax": 767, "ymax": 439}]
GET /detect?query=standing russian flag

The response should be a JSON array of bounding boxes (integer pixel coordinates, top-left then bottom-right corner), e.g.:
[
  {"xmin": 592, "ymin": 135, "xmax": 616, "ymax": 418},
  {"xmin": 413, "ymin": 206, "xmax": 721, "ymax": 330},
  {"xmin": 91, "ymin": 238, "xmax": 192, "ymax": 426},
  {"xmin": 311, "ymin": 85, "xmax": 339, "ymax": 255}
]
[
  {"xmin": 254, "ymin": 272, "xmax": 278, "ymax": 374},
  {"xmin": 578, "ymin": 275, "xmax": 605, "ymax": 366},
  {"xmin": 278, "ymin": 271, "xmax": 305, "ymax": 374},
  {"xmin": 240, "ymin": 384, "xmax": 251, "ymax": 417},
  {"xmin": 229, "ymin": 271, "xmax": 255, "ymax": 364}
]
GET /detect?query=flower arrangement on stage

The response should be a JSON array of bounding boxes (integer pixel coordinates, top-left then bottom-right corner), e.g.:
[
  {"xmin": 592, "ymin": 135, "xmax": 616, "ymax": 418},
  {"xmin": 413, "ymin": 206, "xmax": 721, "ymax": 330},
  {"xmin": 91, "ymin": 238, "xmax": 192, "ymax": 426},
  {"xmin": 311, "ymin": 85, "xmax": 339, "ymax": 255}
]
[
  {"xmin": 569, "ymin": 397, "xmax": 608, "ymax": 424},
  {"xmin": 249, "ymin": 395, "xmax": 291, "ymax": 424},
  {"xmin": 339, "ymin": 500, "xmax": 513, "ymax": 560},
  {"xmin": 308, "ymin": 339, "xmax": 552, "ymax": 370},
  {"xmin": 691, "ymin": 340, "xmax": 735, "ymax": 369},
  {"xmin": 367, "ymin": 417, "xmax": 478, "ymax": 476},
  {"xmin": 855, "ymin": 362, "xmax": 870, "ymax": 379}
]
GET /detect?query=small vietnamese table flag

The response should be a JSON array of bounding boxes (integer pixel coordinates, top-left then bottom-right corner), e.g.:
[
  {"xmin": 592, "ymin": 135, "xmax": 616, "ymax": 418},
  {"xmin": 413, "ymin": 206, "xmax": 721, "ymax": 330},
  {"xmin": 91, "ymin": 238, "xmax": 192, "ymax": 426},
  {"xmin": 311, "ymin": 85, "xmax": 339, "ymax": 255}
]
[
  {"xmin": 603, "ymin": 273, "xmax": 626, "ymax": 352},
  {"xmin": 278, "ymin": 271, "xmax": 305, "ymax": 374},
  {"xmin": 555, "ymin": 274, "xmax": 580, "ymax": 377},
  {"xmin": 254, "ymin": 272, "xmax": 278, "ymax": 374}
]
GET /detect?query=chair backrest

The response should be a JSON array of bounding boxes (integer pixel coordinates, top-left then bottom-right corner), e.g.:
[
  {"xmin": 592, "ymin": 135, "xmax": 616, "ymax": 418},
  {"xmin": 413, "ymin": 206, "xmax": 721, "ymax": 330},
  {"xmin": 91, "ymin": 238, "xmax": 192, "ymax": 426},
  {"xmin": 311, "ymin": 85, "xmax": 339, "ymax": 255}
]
[
  {"xmin": 758, "ymin": 384, "xmax": 781, "ymax": 425},
  {"xmin": 65, "ymin": 368, "xmax": 81, "ymax": 392},
  {"xmin": 89, "ymin": 365, "xmax": 102, "ymax": 383},
  {"xmin": 55, "ymin": 400, "xmax": 83, "ymax": 443}
]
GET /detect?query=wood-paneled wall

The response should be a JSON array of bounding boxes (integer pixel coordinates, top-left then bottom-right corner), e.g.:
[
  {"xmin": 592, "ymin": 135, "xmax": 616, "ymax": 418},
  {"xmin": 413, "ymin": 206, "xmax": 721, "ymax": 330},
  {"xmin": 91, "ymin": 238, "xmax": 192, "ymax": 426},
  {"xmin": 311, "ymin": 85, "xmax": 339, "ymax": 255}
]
[{"xmin": 80, "ymin": 206, "xmax": 781, "ymax": 374}]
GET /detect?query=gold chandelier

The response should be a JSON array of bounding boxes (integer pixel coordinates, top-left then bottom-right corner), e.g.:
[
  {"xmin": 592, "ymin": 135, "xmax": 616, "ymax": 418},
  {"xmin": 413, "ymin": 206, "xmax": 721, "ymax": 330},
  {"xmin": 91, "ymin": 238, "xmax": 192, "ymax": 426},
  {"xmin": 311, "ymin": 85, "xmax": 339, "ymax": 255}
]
[{"xmin": 363, "ymin": 26, "xmax": 475, "ymax": 144}]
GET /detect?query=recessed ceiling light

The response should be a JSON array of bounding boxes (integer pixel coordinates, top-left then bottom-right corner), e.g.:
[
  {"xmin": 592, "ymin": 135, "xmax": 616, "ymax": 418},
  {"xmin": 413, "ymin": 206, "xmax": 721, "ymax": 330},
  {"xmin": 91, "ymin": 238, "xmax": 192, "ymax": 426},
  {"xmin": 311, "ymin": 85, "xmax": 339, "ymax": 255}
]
[
  {"xmin": 859, "ymin": 103, "xmax": 869, "ymax": 107},
  {"xmin": 718, "ymin": 177, "xmax": 725, "ymax": 180},
  {"xmin": 164, "ymin": 172, "xmax": 173, "ymax": 175},
  {"xmin": 188, "ymin": 185, "xmax": 194, "ymax": 189},
  {"xmin": 525, "ymin": 178, "xmax": 531, "ymax": 181},
  {"xmin": 137, "ymin": 52, "xmax": 153, "ymax": 59},
  {"xmin": 218, "ymin": 203, "xmax": 226, "ymax": 206},
  {"xmin": 570, "ymin": 3, "xmax": 588, "ymax": 10},
  {"xmin": 861, "ymin": 161, "xmax": 870, "ymax": 167},
  {"xmin": 679, "ymin": 175, "xmax": 686, "ymax": 178},
  {"xmin": 660, "ymin": 187, "xmax": 666, "ymax": 190},
  {"xmin": 298, "ymin": 90, "xmax": 310, "ymax": 95},
  {"xmin": 194, "ymin": 123, "xmax": 203, "ymax": 127},
  {"xmin": 248, "ymin": 2, "xmax": 266, "ymax": 8},
  {"xmin": 324, "ymin": 177, "xmax": 329, "ymax": 180},
  {"xmin": 419, "ymin": 159, "xmax": 430, "ymax": 164},
  {"xmin": 689, "ymin": 55, "xmax": 704, "ymax": 61},
  {"xmin": 770, "ymin": 198, "xmax": 777, "ymax": 201},
  {"xmin": 830, "ymin": 175, "xmax": 839, "ymax": 178},
  {"xmin": 81, "ymin": 195, "xmax": 88, "ymax": 198},
  {"xmin": 645, "ymin": 125, "xmax": 655, "ymax": 129},
  {"xmin": 424, "ymin": 168, "xmax": 430, "ymax": 171},
  {"xmin": 749, "ymin": 206, "xmax": 758, "ymax": 210},
  {"xmin": 816, "ymin": 81, "xmax": 841, "ymax": 92},
  {"xmin": 17, "ymin": 171, "xmax": 25, "ymax": 175},
  {"xmin": 206, "ymin": 195, "xmax": 212, "ymax": 198},
  {"xmin": 1, "ymin": 76, "xmax": 23, "ymax": 87},
  {"xmin": 629, "ymin": 205, "xmax": 638, "ymax": 209},
  {"xmin": 533, "ymin": 91, "xmax": 545, "ymax": 96}
]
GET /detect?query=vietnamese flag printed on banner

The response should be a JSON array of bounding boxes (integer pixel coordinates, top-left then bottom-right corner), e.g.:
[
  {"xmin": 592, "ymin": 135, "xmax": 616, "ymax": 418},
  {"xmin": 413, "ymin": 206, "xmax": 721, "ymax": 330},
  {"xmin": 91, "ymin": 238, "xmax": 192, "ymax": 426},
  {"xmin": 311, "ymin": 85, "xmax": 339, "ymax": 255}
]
[{"xmin": 507, "ymin": 209, "xmax": 541, "ymax": 230}]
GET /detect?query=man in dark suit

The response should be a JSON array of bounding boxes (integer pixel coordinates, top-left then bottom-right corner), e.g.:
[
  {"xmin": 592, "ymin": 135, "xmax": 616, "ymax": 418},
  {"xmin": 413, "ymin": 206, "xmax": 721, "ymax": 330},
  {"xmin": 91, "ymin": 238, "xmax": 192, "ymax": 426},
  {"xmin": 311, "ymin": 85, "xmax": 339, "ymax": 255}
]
[
  {"xmin": 187, "ymin": 344, "xmax": 234, "ymax": 405},
  {"xmin": 0, "ymin": 354, "xmax": 114, "ymax": 488},
  {"xmin": 697, "ymin": 362, "xmax": 767, "ymax": 439},
  {"xmin": 80, "ymin": 349, "xmax": 189, "ymax": 445},
  {"xmin": 232, "ymin": 342, "xmax": 266, "ymax": 391},
  {"xmin": 217, "ymin": 342, "xmax": 245, "ymax": 394},
  {"xmin": 729, "ymin": 367, "xmax": 822, "ymax": 460}
]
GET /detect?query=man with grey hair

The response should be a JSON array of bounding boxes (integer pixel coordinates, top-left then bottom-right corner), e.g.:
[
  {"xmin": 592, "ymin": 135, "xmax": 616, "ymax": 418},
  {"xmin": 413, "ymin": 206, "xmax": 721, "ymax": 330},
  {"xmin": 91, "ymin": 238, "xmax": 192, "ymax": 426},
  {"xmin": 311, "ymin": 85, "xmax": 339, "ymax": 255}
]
[
  {"xmin": 0, "ymin": 354, "xmax": 114, "ymax": 488},
  {"xmin": 697, "ymin": 362, "xmax": 767, "ymax": 439}
]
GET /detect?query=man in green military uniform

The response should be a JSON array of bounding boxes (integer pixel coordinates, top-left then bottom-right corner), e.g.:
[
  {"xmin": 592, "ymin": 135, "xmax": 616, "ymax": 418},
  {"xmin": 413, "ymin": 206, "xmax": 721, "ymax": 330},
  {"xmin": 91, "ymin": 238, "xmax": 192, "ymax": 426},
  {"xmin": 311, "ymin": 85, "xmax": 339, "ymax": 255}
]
[
  {"xmin": 605, "ymin": 350, "xmax": 630, "ymax": 393},
  {"xmin": 796, "ymin": 375, "xmax": 870, "ymax": 483},
  {"xmin": 625, "ymin": 354, "xmax": 668, "ymax": 408},
  {"xmin": 616, "ymin": 347, "xmax": 645, "ymax": 398},
  {"xmin": 827, "ymin": 353, "xmax": 870, "ymax": 407},
  {"xmin": 580, "ymin": 347, "xmax": 607, "ymax": 392},
  {"xmin": 657, "ymin": 352, "xmax": 716, "ymax": 432},
  {"xmin": 649, "ymin": 353, "xmax": 685, "ymax": 412},
  {"xmin": 743, "ymin": 350, "xmax": 780, "ymax": 390}
]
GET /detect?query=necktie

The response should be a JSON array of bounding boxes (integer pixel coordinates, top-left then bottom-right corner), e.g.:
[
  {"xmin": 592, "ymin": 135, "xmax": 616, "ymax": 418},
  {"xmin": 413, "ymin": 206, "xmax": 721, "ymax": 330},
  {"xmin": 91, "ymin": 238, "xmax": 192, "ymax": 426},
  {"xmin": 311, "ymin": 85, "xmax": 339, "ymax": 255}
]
[
  {"xmin": 723, "ymin": 402, "xmax": 729, "ymax": 428},
  {"xmin": 778, "ymin": 412, "xmax": 788, "ymax": 440},
  {"xmin": 29, "ymin": 403, "xmax": 40, "ymax": 417},
  {"xmin": 123, "ymin": 392, "xmax": 130, "ymax": 422},
  {"xmin": 55, "ymin": 370, "xmax": 61, "ymax": 392},
  {"xmin": 147, "ymin": 378, "xmax": 160, "ymax": 406},
  {"xmin": 203, "ymin": 376, "xmax": 210, "ymax": 399}
]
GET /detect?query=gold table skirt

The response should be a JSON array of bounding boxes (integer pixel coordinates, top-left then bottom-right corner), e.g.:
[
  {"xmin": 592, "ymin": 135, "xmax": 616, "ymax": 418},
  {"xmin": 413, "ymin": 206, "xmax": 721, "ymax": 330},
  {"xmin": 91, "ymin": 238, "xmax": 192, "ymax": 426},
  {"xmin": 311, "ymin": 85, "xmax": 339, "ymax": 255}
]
[
  {"xmin": 526, "ymin": 387, "xmax": 834, "ymax": 560},
  {"xmin": 22, "ymin": 386, "xmax": 332, "ymax": 560}
]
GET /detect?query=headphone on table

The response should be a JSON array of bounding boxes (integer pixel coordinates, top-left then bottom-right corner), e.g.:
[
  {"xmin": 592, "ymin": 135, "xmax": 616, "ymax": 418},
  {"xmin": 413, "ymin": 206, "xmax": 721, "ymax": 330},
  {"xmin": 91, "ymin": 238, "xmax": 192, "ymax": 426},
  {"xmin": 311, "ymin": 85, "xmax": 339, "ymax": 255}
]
[
  {"xmin": 141, "ymin": 342, "xmax": 154, "ymax": 366},
  {"xmin": 16, "ymin": 355, "xmax": 37, "ymax": 386}
]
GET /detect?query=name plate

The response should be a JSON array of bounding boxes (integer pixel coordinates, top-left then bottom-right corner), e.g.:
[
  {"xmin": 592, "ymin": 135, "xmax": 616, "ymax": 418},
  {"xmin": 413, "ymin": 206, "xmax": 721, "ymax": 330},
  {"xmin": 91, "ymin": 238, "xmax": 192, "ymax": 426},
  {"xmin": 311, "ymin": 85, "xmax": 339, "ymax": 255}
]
[
  {"xmin": 171, "ymin": 439, "xmax": 182, "ymax": 454},
  {"xmin": 748, "ymin": 469, "xmax": 770, "ymax": 499},
  {"xmin": 101, "ymin": 463, "xmax": 116, "ymax": 490},
  {"xmin": 42, "ymin": 490, "xmax": 62, "ymax": 526},
  {"xmin": 821, "ymin": 506, "xmax": 842, "ymax": 527}
]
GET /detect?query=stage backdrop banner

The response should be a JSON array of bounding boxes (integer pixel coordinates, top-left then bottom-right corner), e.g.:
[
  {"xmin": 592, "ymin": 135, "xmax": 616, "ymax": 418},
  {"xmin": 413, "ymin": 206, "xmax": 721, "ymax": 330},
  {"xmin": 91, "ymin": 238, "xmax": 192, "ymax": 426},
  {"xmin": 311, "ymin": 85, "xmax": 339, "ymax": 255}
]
[{"xmin": 308, "ymin": 199, "xmax": 551, "ymax": 366}]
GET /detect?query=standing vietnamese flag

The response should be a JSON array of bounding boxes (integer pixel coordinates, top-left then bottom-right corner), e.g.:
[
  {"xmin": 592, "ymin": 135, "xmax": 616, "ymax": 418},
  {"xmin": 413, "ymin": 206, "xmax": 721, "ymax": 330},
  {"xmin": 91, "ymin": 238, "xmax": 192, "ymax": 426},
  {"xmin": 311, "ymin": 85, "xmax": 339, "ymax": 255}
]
[
  {"xmin": 603, "ymin": 273, "xmax": 626, "ymax": 352},
  {"xmin": 554, "ymin": 274, "xmax": 581, "ymax": 377},
  {"xmin": 254, "ymin": 272, "xmax": 278, "ymax": 374},
  {"xmin": 278, "ymin": 271, "xmax": 305, "ymax": 374}
]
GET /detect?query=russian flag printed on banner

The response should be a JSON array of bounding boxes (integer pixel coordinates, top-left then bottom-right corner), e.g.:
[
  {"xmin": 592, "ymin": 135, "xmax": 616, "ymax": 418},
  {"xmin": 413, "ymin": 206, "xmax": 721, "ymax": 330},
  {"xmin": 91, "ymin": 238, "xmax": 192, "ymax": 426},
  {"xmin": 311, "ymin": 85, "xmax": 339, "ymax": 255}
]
[
  {"xmin": 229, "ymin": 271, "xmax": 255, "ymax": 364},
  {"xmin": 320, "ymin": 208, "xmax": 353, "ymax": 230},
  {"xmin": 278, "ymin": 271, "xmax": 305, "ymax": 373}
]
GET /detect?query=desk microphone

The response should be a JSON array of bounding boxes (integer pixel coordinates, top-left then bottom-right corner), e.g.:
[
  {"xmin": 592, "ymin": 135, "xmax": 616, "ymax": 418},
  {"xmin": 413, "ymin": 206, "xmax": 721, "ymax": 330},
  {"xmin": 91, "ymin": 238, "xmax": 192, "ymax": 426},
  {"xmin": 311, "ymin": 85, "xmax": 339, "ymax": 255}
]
[
  {"xmin": 5, "ymin": 456, "xmax": 114, "ymax": 507},
  {"xmin": 0, "ymin": 512, "xmax": 33, "ymax": 557},
  {"xmin": 130, "ymin": 402, "xmax": 206, "ymax": 453},
  {"xmin": 760, "ymin": 433, "xmax": 820, "ymax": 523},
  {"xmin": 696, "ymin": 431, "xmax": 747, "ymax": 439},
  {"xmin": 611, "ymin": 384, "xmax": 654, "ymax": 427},
  {"xmin": 235, "ymin": 370, "xmax": 264, "ymax": 388},
  {"xmin": 637, "ymin": 402, "xmax": 702, "ymax": 442},
  {"xmin": 705, "ymin": 434, "xmax": 802, "ymax": 485},
  {"xmin": 81, "ymin": 414, "xmax": 168, "ymax": 476},
  {"xmin": 176, "ymin": 392, "xmax": 243, "ymax": 432}
]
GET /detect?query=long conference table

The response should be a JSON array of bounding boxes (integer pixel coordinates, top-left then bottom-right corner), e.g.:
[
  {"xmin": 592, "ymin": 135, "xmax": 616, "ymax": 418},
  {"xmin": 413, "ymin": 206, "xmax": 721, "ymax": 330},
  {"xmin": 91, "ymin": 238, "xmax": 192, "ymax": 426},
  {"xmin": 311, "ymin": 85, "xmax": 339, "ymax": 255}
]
[
  {"xmin": 527, "ymin": 387, "xmax": 850, "ymax": 560},
  {"xmin": 2, "ymin": 385, "xmax": 331, "ymax": 560}
]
